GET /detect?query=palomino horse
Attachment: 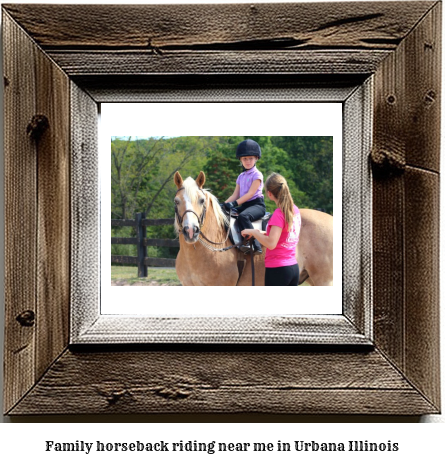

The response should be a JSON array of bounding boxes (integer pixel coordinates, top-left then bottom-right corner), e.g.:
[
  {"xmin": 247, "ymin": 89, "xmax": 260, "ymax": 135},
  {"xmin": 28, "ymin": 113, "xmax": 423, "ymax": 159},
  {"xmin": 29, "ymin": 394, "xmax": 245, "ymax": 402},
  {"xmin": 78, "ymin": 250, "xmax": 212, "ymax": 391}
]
[{"xmin": 174, "ymin": 171, "xmax": 333, "ymax": 286}]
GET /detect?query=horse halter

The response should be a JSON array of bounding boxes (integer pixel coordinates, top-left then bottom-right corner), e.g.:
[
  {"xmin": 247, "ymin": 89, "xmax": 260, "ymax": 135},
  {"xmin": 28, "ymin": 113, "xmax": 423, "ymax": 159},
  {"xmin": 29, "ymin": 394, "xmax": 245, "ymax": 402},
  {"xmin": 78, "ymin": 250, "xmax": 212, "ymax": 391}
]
[{"xmin": 174, "ymin": 186, "xmax": 207, "ymax": 232}]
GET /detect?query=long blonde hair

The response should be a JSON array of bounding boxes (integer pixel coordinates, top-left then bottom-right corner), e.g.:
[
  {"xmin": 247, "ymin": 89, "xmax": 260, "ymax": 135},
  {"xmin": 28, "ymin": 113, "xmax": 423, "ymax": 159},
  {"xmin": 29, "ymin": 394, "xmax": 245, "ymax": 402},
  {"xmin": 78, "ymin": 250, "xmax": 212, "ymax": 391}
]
[{"xmin": 265, "ymin": 172, "xmax": 295, "ymax": 231}]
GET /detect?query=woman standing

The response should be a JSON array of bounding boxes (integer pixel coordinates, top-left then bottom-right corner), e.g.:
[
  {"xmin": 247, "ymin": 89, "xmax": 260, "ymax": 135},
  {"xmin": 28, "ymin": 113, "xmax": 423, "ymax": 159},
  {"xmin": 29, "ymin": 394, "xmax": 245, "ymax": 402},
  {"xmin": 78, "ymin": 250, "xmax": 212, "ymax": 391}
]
[{"xmin": 241, "ymin": 172, "xmax": 301, "ymax": 286}]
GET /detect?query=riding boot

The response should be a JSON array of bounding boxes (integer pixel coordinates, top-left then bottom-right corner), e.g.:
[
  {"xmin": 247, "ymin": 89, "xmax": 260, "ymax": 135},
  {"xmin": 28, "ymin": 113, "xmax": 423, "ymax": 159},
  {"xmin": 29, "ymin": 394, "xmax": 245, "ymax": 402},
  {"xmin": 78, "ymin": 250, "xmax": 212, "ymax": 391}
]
[
  {"xmin": 240, "ymin": 239, "xmax": 262, "ymax": 255},
  {"xmin": 239, "ymin": 242, "xmax": 251, "ymax": 254},
  {"xmin": 253, "ymin": 239, "xmax": 263, "ymax": 255}
]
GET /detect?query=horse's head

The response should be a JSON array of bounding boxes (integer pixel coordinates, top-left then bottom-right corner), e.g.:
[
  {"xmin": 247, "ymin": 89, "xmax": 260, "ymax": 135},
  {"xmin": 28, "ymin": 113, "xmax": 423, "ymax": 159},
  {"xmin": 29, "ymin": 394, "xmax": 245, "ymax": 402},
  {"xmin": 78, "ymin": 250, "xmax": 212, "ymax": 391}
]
[{"xmin": 174, "ymin": 171, "xmax": 207, "ymax": 244}]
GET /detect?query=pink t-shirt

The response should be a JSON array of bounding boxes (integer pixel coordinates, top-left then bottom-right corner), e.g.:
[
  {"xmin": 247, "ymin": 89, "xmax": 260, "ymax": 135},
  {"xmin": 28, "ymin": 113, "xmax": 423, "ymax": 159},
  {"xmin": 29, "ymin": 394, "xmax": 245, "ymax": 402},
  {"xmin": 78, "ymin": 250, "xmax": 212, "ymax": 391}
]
[{"xmin": 265, "ymin": 206, "xmax": 301, "ymax": 268}]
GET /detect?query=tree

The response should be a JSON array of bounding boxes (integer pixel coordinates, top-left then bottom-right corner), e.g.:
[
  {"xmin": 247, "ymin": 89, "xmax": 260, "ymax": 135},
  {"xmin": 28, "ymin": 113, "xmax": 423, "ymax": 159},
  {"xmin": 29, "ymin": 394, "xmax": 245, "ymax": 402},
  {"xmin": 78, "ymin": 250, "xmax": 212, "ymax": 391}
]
[
  {"xmin": 203, "ymin": 136, "xmax": 244, "ymax": 201},
  {"xmin": 111, "ymin": 136, "xmax": 208, "ymax": 220},
  {"xmin": 272, "ymin": 136, "xmax": 333, "ymax": 214},
  {"xmin": 111, "ymin": 137, "xmax": 165, "ymax": 219}
]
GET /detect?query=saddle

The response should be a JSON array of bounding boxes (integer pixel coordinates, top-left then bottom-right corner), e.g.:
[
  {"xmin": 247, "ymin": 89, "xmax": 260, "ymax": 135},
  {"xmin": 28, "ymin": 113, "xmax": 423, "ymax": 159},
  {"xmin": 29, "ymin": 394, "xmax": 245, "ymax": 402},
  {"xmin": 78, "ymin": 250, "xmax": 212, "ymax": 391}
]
[
  {"xmin": 228, "ymin": 210, "xmax": 271, "ymax": 250},
  {"xmin": 218, "ymin": 206, "xmax": 271, "ymax": 285}
]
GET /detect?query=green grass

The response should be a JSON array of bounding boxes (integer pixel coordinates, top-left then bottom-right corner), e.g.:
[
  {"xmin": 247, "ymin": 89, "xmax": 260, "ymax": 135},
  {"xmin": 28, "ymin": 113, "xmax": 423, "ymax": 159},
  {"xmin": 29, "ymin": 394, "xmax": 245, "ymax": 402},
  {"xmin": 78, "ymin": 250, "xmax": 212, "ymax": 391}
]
[
  {"xmin": 111, "ymin": 266, "xmax": 182, "ymax": 286},
  {"xmin": 112, "ymin": 265, "xmax": 311, "ymax": 286}
]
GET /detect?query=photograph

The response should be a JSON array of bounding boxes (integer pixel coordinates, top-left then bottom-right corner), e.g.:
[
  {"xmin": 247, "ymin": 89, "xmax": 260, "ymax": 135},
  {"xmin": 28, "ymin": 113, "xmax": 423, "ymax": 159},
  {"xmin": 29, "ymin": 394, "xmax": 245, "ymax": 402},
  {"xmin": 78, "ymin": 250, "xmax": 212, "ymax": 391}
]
[{"xmin": 110, "ymin": 136, "xmax": 334, "ymax": 289}]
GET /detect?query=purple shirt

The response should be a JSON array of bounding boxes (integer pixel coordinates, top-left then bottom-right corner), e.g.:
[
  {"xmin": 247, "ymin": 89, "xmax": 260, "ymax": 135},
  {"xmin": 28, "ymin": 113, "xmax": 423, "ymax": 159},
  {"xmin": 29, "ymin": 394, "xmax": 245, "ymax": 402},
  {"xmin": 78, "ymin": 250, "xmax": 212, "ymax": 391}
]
[{"xmin": 236, "ymin": 166, "xmax": 264, "ymax": 201}]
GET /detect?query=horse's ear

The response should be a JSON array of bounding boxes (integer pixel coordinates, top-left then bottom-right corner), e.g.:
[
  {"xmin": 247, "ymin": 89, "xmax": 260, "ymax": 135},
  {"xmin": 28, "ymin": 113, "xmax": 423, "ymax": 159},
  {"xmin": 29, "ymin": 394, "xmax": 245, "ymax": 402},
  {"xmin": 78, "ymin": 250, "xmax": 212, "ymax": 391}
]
[
  {"xmin": 174, "ymin": 171, "xmax": 183, "ymax": 189},
  {"xmin": 196, "ymin": 171, "xmax": 206, "ymax": 189}
]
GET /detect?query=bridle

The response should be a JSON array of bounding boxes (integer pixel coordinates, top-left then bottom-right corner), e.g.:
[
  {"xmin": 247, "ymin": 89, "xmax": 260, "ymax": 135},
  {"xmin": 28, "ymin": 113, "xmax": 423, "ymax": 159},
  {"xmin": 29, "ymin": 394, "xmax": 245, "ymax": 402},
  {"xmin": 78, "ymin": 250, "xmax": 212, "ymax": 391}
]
[
  {"xmin": 174, "ymin": 185, "xmax": 256, "ymax": 286},
  {"xmin": 174, "ymin": 186, "xmax": 207, "ymax": 233},
  {"xmin": 174, "ymin": 186, "xmax": 240, "ymax": 252}
]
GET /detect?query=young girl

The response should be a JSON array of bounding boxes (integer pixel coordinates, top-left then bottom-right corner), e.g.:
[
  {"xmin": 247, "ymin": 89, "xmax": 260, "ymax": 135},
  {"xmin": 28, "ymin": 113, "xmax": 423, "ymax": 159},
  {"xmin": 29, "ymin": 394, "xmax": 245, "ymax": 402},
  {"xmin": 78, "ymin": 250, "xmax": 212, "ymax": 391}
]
[
  {"xmin": 241, "ymin": 172, "xmax": 301, "ymax": 286},
  {"xmin": 223, "ymin": 139, "xmax": 266, "ymax": 255}
]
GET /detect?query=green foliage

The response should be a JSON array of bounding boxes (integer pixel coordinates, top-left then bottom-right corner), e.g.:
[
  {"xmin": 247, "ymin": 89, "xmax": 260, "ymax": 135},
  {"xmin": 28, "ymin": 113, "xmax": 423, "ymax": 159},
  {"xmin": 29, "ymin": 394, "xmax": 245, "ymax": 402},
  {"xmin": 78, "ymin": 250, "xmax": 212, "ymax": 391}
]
[
  {"xmin": 203, "ymin": 136, "xmax": 244, "ymax": 201},
  {"xmin": 271, "ymin": 136, "xmax": 333, "ymax": 213}
]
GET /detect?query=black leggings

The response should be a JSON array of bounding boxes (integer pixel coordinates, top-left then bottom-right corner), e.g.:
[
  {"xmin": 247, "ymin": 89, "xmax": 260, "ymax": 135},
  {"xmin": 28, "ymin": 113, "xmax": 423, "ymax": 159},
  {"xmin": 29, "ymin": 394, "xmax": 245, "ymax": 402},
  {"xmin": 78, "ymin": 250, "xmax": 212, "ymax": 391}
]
[
  {"xmin": 236, "ymin": 198, "xmax": 266, "ymax": 250},
  {"xmin": 265, "ymin": 264, "xmax": 300, "ymax": 286}
]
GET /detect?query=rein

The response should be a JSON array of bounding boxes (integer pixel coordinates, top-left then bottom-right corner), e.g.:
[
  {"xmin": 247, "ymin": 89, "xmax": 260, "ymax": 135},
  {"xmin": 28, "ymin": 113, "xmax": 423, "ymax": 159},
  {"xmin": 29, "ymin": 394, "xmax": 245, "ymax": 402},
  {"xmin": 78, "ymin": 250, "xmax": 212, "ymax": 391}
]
[
  {"xmin": 175, "ymin": 186, "xmax": 240, "ymax": 252},
  {"xmin": 175, "ymin": 186, "xmax": 256, "ymax": 285}
]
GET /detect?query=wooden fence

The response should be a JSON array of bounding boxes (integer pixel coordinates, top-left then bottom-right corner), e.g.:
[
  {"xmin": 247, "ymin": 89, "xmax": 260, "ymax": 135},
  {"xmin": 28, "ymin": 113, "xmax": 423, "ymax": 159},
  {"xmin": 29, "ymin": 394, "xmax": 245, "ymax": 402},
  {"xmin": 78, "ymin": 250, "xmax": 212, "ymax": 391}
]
[{"xmin": 111, "ymin": 212, "xmax": 178, "ymax": 277}]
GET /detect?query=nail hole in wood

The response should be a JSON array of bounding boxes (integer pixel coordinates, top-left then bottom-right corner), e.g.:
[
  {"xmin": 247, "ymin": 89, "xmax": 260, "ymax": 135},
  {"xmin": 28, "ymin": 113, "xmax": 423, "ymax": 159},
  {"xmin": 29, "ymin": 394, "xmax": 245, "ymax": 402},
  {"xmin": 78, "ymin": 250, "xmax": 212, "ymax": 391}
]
[{"xmin": 425, "ymin": 90, "xmax": 436, "ymax": 105}]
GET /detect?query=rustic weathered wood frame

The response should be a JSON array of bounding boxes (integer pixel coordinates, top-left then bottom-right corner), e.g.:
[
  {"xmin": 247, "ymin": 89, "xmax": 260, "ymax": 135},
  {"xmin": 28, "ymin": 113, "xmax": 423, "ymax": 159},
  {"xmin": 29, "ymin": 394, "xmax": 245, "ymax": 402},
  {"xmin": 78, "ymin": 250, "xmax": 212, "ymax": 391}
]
[{"xmin": 3, "ymin": 2, "xmax": 441, "ymax": 415}]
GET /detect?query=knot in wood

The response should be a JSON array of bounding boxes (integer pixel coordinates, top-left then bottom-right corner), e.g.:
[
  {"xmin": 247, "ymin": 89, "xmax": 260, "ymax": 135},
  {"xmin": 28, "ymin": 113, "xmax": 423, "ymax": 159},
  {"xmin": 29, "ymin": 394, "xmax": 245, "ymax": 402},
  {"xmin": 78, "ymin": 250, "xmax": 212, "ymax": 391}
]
[
  {"xmin": 105, "ymin": 390, "xmax": 128, "ymax": 405},
  {"xmin": 27, "ymin": 114, "xmax": 49, "ymax": 140},
  {"xmin": 96, "ymin": 385, "xmax": 130, "ymax": 405},
  {"xmin": 370, "ymin": 149, "xmax": 405, "ymax": 178},
  {"xmin": 154, "ymin": 386, "xmax": 191, "ymax": 400},
  {"xmin": 16, "ymin": 310, "xmax": 35, "ymax": 327}
]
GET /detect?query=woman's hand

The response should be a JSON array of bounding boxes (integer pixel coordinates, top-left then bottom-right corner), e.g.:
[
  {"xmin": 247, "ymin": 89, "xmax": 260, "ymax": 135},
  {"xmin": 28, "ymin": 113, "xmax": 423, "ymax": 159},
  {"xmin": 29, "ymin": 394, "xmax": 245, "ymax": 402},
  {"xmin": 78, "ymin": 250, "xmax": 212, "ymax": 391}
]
[
  {"xmin": 241, "ymin": 229, "xmax": 256, "ymax": 240},
  {"xmin": 242, "ymin": 226, "xmax": 282, "ymax": 250}
]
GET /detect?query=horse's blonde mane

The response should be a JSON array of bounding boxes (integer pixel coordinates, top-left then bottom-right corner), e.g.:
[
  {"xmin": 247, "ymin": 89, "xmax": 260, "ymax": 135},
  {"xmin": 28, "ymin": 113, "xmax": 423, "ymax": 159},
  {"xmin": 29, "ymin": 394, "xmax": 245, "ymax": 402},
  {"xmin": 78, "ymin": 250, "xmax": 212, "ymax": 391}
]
[
  {"xmin": 175, "ymin": 177, "xmax": 229, "ymax": 233},
  {"xmin": 205, "ymin": 188, "xmax": 230, "ymax": 230}
]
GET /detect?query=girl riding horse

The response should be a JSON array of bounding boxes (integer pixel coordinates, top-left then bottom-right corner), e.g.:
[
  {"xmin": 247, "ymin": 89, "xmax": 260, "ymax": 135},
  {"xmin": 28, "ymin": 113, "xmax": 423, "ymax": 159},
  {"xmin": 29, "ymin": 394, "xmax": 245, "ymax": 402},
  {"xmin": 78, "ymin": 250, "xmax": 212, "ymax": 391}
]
[{"xmin": 223, "ymin": 139, "xmax": 266, "ymax": 255}]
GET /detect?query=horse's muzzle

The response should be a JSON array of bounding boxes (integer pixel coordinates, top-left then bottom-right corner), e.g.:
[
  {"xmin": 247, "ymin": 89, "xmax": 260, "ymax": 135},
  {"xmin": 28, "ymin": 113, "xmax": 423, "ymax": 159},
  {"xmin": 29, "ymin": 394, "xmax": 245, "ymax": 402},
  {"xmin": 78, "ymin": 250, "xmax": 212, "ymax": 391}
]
[{"xmin": 183, "ymin": 225, "xmax": 200, "ymax": 243}]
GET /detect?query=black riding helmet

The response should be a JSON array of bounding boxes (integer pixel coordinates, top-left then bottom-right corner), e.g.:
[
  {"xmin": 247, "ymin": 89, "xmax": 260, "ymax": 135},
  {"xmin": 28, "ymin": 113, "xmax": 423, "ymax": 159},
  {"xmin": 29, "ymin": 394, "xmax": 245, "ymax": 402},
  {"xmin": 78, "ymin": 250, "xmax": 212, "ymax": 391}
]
[{"xmin": 236, "ymin": 139, "xmax": 261, "ymax": 159}]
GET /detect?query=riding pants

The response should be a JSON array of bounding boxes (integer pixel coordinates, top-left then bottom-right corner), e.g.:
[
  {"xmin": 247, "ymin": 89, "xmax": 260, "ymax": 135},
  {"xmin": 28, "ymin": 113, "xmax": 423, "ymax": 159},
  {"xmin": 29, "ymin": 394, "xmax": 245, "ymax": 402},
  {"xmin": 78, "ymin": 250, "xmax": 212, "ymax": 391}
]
[
  {"xmin": 265, "ymin": 263, "xmax": 300, "ymax": 286},
  {"xmin": 236, "ymin": 197, "xmax": 266, "ymax": 250}
]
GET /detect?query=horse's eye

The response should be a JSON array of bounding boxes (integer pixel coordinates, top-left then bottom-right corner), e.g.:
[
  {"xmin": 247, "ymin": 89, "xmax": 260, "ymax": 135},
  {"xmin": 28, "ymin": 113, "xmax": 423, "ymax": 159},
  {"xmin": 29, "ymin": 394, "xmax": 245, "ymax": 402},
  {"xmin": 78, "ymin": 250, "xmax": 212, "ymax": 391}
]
[
  {"xmin": 174, "ymin": 198, "xmax": 180, "ymax": 205},
  {"xmin": 199, "ymin": 197, "xmax": 205, "ymax": 204}
]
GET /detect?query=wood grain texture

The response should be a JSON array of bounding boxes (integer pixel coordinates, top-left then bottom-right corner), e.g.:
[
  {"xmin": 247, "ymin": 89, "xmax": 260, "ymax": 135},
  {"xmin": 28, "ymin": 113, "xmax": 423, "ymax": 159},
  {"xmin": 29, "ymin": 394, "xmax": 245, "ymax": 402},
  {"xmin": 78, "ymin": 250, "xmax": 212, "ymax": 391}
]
[
  {"xmin": 342, "ymin": 81, "xmax": 372, "ymax": 337},
  {"xmin": 46, "ymin": 50, "xmax": 390, "ymax": 76},
  {"xmin": 35, "ymin": 34, "xmax": 71, "ymax": 381},
  {"xmin": 75, "ymin": 316, "xmax": 370, "ymax": 346},
  {"xmin": 372, "ymin": 2, "xmax": 441, "ymax": 411},
  {"xmin": 3, "ymin": 12, "xmax": 38, "ymax": 414},
  {"xmin": 70, "ymin": 83, "xmax": 99, "ymax": 338},
  {"xmin": 8, "ymin": 349, "xmax": 437, "ymax": 415},
  {"xmin": 372, "ymin": 22, "xmax": 410, "ymax": 371},
  {"xmin": 404, "ymin": 167, "xmax": 440, "ymax": 408},
  {"xmin": 3, "ymin": 11, "xmax": 71, "ymax": 412},
  {"xmin": 79, "ymin": 75, "xmax": 363, "ymax": 103},
  {"xmin": 401, "ymin": 2, "xmax": 441, "ymax": 409},
  {"xmin": 2, "ymin": 2, "xmax": 435, "ymax": 50},
  {"xmin": 404, "ymin": 2, "xmax": 441, "ymax": 172}
]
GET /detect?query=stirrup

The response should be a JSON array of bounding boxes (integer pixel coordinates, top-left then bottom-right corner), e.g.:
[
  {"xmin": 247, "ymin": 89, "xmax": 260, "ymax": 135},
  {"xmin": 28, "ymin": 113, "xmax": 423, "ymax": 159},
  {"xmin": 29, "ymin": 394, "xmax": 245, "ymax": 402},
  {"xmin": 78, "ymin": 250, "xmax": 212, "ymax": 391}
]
[{"xmin": 239, "ymin": 244, "xmax": 251, "ymax": 254}]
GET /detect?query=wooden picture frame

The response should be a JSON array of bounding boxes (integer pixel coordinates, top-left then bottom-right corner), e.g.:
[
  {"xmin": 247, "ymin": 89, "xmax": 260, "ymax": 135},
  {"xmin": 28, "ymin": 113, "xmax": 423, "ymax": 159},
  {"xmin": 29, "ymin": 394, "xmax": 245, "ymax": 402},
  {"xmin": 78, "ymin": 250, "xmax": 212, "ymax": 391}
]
[{"xmin": 3, "ymin": 2, "xmax": 441, "ymax": 415}]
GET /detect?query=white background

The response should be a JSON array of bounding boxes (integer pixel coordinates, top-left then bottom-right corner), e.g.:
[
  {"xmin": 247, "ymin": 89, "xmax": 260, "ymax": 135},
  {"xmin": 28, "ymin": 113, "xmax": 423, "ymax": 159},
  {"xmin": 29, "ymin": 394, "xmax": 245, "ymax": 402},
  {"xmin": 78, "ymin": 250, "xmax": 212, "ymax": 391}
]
[
  {"xmin": 0, "ymin": 0, "xmax": 444, "ymax": 463},
  {"xmin": 101, "ymin": 102, "xmax": 342, "ymax": 315}
]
